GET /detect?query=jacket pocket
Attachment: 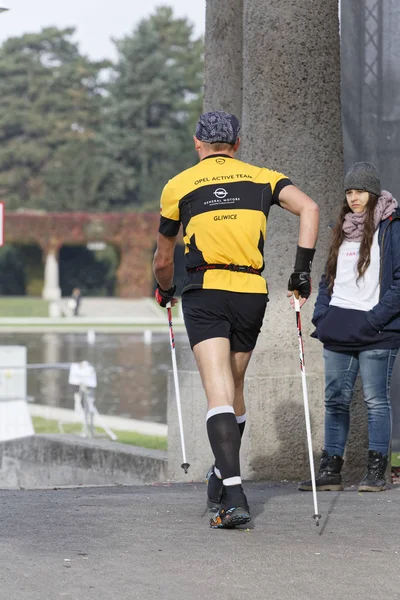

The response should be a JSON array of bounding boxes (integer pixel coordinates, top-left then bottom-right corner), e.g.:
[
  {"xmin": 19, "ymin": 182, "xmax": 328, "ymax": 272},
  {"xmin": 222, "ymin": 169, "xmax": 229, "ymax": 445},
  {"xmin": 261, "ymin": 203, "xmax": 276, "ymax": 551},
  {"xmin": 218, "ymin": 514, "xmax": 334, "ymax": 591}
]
[{"xmin": 316, "ymin": 306, "xmax": 379, "ymax": 345}]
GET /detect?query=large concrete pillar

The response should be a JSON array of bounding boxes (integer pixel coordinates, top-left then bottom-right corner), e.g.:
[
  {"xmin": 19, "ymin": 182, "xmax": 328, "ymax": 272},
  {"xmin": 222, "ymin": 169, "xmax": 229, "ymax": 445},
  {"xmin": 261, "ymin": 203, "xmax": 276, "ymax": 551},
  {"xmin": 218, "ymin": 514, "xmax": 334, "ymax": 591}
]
[
  {"xmin": 169, "ymin": 1, "xmax": 370, "ymax": 485},
  {"xmin": 239, "ymin": 0, "xmax": 343, "ymax": 347},
  {"xmin": 204, "ymin": 0, "xmax": 243, "ymax": 119}
]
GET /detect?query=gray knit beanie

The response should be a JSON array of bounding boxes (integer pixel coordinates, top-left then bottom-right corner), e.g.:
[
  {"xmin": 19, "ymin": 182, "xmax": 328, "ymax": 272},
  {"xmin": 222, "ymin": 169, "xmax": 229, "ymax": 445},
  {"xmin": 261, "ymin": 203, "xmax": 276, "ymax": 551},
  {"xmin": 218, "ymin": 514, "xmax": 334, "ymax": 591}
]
[{"xmin": 344, "ymin": 162, "xmax": 381, "ymax": 197}]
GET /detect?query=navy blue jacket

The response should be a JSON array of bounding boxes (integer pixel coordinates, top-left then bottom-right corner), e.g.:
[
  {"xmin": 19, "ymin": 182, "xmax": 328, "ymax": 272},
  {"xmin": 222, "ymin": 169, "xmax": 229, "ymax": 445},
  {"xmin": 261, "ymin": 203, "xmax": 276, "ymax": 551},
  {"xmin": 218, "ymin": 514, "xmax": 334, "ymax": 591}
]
[{"xmin": 312, "ymin": 207, "xmax": 400, "ymax": 349}]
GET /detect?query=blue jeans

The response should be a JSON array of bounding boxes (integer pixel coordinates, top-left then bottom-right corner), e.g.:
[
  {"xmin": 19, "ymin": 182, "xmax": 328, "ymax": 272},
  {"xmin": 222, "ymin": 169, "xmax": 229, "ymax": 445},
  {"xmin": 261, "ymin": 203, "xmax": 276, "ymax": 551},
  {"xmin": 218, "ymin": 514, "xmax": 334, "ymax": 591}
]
[{"xmin": 324, "ymin": 348, "xmax": 398, "ymax": 456}]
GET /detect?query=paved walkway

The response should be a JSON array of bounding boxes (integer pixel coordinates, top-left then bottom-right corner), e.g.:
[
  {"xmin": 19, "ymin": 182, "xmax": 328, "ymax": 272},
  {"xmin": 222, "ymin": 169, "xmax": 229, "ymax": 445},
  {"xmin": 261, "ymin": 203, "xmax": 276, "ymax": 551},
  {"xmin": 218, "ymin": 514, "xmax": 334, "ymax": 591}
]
[{"xmin": 0, "ymin": 481, "xmax": 399, "ymax": 599}]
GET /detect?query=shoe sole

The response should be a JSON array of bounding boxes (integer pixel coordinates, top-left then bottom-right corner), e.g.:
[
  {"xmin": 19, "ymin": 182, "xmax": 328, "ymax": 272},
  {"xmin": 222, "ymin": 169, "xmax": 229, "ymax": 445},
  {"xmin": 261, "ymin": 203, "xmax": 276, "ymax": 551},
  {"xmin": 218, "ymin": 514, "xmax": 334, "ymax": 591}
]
[
  {"xmin": 210, "ymin": 509, "xmax": 251, "ymax": 529},
  {"xmin": 358, "ymin": 485, "xmax": 386, "ymax": 492},
  {"xmin": 298, "ymin": 484, "xmax": 344, "ymax": 491}
]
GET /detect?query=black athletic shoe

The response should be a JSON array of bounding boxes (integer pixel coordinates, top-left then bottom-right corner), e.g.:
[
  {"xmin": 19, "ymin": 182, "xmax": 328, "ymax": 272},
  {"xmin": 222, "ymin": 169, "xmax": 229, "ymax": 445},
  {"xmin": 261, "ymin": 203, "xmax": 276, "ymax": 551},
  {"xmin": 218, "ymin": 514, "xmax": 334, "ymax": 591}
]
[
  {"xmin": 206, "ymin": 466, "xmax": 223, "ymax": 511},
  {"xmin": 210, "ymin": 485, "xmax": 251, "ymax": 529},
  {"xmin": 210, "ymin": 506, "xmax": 251, "ymax": 529}
]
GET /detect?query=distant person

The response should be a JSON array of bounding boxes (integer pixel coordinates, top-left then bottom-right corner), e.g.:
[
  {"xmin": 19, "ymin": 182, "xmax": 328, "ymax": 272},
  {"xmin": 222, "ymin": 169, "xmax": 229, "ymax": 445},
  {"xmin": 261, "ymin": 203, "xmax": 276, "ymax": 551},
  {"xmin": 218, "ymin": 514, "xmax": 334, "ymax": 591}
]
[
  {"xmin": 153, "ymin": 110, "xmax": 319, "ymax": 529},
  {"xmin": 69, "ymin": 287, "xmax": 82, "ymax": 317},
  {"xmin": 299, "ymin": 162, "xmax": 400, "ymax": 493}
]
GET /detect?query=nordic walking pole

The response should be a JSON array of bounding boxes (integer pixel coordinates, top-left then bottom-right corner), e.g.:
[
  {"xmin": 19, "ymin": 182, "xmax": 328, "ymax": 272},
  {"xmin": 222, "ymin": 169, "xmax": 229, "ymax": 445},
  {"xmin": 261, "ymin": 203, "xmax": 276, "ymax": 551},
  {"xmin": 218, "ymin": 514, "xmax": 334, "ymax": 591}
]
[
  {"xmin": 294, "ymin": 290, "xmax": 321, "ymax": 526},
  {"xmin": 166, "ymin": 301, "xmax": 190, "ymax": 474}
]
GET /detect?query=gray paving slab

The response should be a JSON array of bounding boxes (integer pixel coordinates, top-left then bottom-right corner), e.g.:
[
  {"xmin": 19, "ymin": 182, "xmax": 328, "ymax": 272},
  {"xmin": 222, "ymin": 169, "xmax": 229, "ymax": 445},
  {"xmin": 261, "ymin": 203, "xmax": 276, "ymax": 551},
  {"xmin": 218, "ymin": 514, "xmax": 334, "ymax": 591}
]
[{"xmin": 0, "ymin": 482, "xmax": 399, "ymax": 600}]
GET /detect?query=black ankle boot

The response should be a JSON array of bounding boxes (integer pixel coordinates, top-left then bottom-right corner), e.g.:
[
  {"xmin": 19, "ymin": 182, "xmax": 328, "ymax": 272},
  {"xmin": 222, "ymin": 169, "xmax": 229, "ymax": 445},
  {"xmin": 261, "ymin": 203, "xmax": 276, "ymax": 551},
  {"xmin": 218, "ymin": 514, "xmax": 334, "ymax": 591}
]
[
  {"xmin": 298, "ymin": 450, "xmax": 344, "ymax": 491},
  {"xmin": 358, "ymin": 450, "xmax": 388, "ymax": 492}
]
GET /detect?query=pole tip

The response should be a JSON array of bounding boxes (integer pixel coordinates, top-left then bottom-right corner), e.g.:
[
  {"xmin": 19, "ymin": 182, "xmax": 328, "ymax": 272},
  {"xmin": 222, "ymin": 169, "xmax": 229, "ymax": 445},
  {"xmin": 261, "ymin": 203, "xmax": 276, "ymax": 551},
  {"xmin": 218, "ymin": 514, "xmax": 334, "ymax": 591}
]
[
  {"xmin": 181, "ymin": 462, "xmax": 190, "ymax": 474},
  {"xmin": 313, "ymin": 514, "xmax": 322, "ymax": 526}
]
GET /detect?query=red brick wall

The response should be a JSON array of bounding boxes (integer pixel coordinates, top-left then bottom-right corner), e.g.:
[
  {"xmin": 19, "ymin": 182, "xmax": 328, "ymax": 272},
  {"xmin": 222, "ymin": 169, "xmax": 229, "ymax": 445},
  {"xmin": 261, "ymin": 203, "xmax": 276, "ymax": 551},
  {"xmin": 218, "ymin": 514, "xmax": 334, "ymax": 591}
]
[{"xmin": 5, "ymin": 212, "xmax": 160, "ymax": 298}]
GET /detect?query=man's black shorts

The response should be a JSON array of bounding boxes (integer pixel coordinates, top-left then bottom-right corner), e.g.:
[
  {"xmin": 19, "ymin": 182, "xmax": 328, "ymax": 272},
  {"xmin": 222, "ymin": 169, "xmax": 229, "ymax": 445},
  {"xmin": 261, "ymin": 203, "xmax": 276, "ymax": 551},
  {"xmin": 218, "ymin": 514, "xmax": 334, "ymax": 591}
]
[{"xmin": 181, "ymin": 289, "xmax": 268, "ymax": 352}]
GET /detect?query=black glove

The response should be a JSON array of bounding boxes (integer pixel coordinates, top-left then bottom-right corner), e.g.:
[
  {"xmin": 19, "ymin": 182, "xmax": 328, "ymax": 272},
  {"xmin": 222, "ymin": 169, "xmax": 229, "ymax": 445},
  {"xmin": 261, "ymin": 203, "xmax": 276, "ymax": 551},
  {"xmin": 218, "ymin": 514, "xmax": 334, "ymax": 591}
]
[
  {"xmin": 288, "ymin": 272, "xmax": 312, "ymax": 299},
  {"xmin": 155, "ymin": 284, "xmax": 176, "ymax": 308}
]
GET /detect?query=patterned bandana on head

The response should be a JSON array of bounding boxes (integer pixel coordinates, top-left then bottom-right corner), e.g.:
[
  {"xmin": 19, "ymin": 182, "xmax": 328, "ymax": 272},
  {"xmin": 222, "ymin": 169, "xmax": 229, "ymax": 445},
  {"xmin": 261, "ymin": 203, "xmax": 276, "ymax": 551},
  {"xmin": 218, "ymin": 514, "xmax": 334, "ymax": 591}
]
[{"xmin": 195, "ymin": 111, "xmax": 241, "ymax": 144}]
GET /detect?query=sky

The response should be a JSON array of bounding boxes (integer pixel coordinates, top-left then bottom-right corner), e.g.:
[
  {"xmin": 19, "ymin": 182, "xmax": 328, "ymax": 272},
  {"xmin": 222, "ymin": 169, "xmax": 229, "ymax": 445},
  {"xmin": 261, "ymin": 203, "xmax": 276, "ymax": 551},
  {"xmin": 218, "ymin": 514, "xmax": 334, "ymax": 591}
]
[{"xmin": 0, "ymin": 0, "xmax": 206, "ymax": 60}]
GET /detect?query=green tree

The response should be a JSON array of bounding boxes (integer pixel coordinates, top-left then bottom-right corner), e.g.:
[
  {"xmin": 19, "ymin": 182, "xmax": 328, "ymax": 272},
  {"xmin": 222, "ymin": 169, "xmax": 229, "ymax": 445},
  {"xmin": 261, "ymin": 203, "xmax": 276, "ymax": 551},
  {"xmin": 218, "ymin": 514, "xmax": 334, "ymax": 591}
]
[
  {"xmin": 0, "ymin": 27, "xmax": 111, "ymax": 211},
  {"xmin": 105, "ymin": 6, "xmax": 204, "ymax": 210}
]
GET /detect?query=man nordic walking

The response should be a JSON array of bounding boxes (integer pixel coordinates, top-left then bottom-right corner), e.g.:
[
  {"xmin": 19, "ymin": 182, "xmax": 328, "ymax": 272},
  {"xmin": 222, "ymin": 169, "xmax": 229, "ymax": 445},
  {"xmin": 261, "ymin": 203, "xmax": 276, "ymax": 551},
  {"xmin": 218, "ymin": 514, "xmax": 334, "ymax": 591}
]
[{"xmin": 153, "ymin": 111, "xmax": 319, "ymax": 529}]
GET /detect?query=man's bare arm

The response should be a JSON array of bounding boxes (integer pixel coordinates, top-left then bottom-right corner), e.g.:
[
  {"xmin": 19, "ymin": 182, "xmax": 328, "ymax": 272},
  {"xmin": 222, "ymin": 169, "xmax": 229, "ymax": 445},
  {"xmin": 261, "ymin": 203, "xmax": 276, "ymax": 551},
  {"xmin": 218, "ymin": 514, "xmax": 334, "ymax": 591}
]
[
  {"xmin": 153, "ymin": 232, "xmax": 178, "ymax": 291},
  {"xmin": 278, "ymin": 184, "xmax": 319, "ymax": 249}
]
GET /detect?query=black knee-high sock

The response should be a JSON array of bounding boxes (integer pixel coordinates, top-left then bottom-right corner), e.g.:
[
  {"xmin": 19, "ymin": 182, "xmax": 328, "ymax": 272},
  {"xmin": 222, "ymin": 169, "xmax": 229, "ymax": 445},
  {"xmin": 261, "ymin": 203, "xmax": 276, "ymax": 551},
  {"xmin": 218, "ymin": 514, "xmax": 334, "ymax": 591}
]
[
  {"xmin": 214, "ymin": 413, "xmax": 247, "ymax": 479},
  {"xmin": 236, "ymin": 413, "xmax": 247, "ymax": 439},
  {"xmin": 206, "ymin": 406, "xmax": 241, "ymax": 485}
]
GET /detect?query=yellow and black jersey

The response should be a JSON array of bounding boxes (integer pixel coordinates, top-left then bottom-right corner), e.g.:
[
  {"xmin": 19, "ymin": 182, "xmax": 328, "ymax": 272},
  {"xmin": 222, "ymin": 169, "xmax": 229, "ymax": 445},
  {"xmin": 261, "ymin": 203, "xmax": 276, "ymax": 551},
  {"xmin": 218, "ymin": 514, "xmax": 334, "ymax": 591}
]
[{"xmin": 159, "ymin": 154, "xmax": 292, "ymax": 294}]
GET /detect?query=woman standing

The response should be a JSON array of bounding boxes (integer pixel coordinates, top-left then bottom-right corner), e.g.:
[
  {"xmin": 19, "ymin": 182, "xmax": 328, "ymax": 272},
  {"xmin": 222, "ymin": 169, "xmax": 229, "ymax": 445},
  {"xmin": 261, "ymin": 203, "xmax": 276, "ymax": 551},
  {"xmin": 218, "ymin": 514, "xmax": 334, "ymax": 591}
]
[{"xmin": 299, "ymin": 162, "xmax": 400, "ymax": 492}]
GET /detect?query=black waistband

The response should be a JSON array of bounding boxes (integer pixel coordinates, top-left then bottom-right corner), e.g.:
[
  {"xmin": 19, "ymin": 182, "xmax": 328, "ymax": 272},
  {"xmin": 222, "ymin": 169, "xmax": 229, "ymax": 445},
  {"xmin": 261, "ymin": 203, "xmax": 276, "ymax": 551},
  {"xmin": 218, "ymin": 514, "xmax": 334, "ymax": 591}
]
[{"xmin": 187, "ymin": 264, "xmax": 262, "ymax": 275}]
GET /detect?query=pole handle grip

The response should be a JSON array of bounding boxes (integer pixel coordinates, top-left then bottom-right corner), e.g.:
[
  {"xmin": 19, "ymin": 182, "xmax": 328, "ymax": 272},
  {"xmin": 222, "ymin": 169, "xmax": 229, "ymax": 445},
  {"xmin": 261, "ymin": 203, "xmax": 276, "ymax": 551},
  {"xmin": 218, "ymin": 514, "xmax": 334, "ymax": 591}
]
[{"xmin": 294, "ymin": 290, "xmax": 300, "ymax": 300}]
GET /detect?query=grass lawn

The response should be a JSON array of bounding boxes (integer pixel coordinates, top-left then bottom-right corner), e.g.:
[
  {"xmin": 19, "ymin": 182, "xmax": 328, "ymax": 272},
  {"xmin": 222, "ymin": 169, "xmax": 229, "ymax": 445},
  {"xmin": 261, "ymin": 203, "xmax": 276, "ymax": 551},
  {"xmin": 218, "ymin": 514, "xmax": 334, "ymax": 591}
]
[
  {"xmin": 0, "ymin": 297, "xmax": 49, "ymax": 317},
  {"xmin": 392, "ymin": 452, "xmax": 400, "ymax": 467},
  {"xmin": 32, "ymin": 416, "xmax": 167, "ymax": 451}
]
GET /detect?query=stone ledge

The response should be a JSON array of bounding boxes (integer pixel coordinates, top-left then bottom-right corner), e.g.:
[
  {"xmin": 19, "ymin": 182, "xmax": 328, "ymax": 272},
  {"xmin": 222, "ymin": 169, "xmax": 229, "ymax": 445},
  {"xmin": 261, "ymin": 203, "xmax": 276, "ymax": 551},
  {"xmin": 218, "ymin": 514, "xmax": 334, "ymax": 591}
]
[{"xmin": 0, "ymin": 434, "xmax": 167, "ymax": 489}]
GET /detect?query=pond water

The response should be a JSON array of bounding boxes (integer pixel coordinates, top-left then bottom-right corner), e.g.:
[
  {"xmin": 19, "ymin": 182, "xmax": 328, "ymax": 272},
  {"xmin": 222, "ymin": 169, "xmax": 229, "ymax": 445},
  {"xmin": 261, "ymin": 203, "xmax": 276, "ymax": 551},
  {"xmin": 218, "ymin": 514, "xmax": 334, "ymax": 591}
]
[
  {"xmin": 0, "ymin": 332, "xmax": 189, "ymax": 424},
  {"xmin": 2, "ymin": 332, "xmax": 399, "ymax": 443}
]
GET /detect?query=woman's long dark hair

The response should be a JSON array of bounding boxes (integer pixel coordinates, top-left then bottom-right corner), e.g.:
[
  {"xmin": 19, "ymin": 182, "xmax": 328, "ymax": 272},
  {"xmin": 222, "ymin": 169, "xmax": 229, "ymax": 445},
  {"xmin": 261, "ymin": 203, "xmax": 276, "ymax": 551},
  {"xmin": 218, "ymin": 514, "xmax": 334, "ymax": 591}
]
[{"xmin": 325, "ymin": 193, "xmax": 379, "ymax": 293}]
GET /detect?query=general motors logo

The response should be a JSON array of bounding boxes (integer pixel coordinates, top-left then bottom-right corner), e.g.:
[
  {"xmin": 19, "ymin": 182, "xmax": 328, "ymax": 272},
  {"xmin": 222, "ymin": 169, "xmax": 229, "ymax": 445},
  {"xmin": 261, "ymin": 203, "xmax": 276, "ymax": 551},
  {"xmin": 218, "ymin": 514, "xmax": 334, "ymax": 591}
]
[{"xmin": 214, "ymin": 188, "xmax": 228, "ymax": 199}]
